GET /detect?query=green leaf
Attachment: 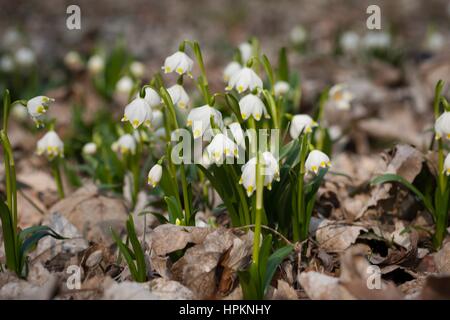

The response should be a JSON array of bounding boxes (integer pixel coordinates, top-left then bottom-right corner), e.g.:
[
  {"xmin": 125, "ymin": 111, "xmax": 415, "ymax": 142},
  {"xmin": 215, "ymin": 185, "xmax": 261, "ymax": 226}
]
[
  {"xmin": 126, "ymin": 216, "xmax": 147, "ymax": 282},
  {"xmin": 277, "ymin": 47, "xmax": 289, "ymax": 82},
  {"xmin": 165, "ymin": 196, "xmax": 183, "ymax": 223},
  {"xmin": 262, "ymin": 244, "xmax": 293, "ymax": 295},
  {"xmin": 111, "ymin": 228, "xmax": 138, "ymax": 278},
  {"xmin": 225, "ymin": 93, "xmax": 244, "ymax": 123},
  {"xmin": 371, "ymin": 174, "xmax": 435, "ymax": 214},
  {"xmin": 0, "ymin": 200, "xmax": 17, "ymax": 271},
  {"xmin": 261, "ymin": 55, "xmax": 275, "ymax": 88}
]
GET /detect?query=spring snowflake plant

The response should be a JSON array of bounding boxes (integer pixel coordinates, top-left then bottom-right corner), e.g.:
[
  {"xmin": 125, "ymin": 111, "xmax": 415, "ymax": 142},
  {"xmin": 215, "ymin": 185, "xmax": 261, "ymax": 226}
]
[
  {"xmin": 0, "ymin": 90, "xmax": 64, "ymax": 278},
  {"xmin": 372, "ymin": 80, "xmax": 450, "ymax": 249}
]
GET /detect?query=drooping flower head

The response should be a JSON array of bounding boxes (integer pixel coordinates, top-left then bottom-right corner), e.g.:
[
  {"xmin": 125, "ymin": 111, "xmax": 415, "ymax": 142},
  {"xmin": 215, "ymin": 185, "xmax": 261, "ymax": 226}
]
[
  {"xmin": 206, "ymin": 133, "xmax": 239, "ymax": 164},
  {"xmin": 122, "ymin": 97, "xmax": 152, "ymax": 129},
  {"xmin": 82, "ymin": 142, "xmax": 97, "ymax": 155},
  {"xmin": 328, "ymin": 84, "xmax": 353, "ymax": 111},
  {"xmin": 112, "ymin": 134, "xmax": 136, "ymax": 155},
  {"xmin": 87, "ymin": 54, "xmax": 104, "ymax": 75},
  {"xmin": 444, "ymin": 153, "xmax": 450, "ymax": 176},
  {"xmin": 228, "ymin": 122, "xmax": 245, "ymax": 147},
  {"xmin": 148, "ymin": 164, "xmax": 163, "ymax": 188},
  {"xmin": 223, "ymin": 61, "xmax": 242, "ymax": 82},
  {"xmin": 36, "ymin": 131, "xmax": 64, "ymax": 160},
  {"xmin": 115, "ymin": 76, "xmax": 134, "ymax": 95},
  {"xmin": 435, "ymin": 112, "xmax": 450, "ymax": 140},
  {"xmin": 187, "ymin": 105, "xmax": 223, "ymax": 139},
  {"xmin": 139, "ymin": 87, "xmax": 161, "ymax": 108},
  {"xmin": 163, "ymin": 51, "xmax": 193, "ymax": 77},
  {"xmin": 167, "ymin": 84, "xmax": 190, "ymax": 109},
  {"xmin": 305, "ymin": 150, "xmax": 331, "ymax": 175},
  {"xmin": 226, "ymin": 67, "xmax": 263, "ymax": 94},
  {"xmin": 239, "ymin": 42, "xmax": 253, "ymax": 64},
  {"xmin": 289, "ymin": 114, "xmax": 317, "ymax": 139},
  {"xmin": 27, "ymin": 96, "xmax": 55, "ymax": 126},
  {"xmin": 238, "ymin": 94, "xmax": 269, "ymax": 121},
  {"xmin": 130, "ymin": 61, "xmax": 145, "ymax": 78},
  {"xmin": 239, "ymin": 152, "xmax": 280, "ymax": 196},
  {"xmin": 274, "ymin": 81, "xmax": 290, "ymax": 97}
]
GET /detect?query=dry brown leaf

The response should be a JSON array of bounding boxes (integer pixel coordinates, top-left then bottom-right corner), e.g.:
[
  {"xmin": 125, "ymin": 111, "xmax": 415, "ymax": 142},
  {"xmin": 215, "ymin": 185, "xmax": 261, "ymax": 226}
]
[
  {"xmin": 271, "ymin": 280, "xmax": 298, "ymax": 300},
  {"xmin": 316, "ymin": 219, "xmax": 366, "ymax": 252},
  {"xmin": 149, "ymin": 278, "xmax": 196, "ymax": 300},
  {"xmin": 434, "ymin": 242, "xmax": 450, "ymax": 274}
]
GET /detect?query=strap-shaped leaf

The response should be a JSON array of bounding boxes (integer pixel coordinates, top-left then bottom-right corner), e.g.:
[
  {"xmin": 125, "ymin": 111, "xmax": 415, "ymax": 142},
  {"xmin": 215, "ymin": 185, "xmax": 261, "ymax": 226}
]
[
  {"xmin": 111, "ymin": 228, "xmax": 138, "ymax": 278},
  {"xmin": 371, "ymin": 174, "xmax": 435, "ymax": 215},
  {"xmin": 0, "ymin": 200, "xmax": 17, "ymax": 271},
  {"xmin": 126, "ymin": 216, "xmax": 146, "ymax": 282},
  {"xmin": 164, "ymin": 196, "xmax": 183, "ymax": 223},
  {"xmin": 262, "ymin": 244, "xmax": 293, "ymax": 296}
]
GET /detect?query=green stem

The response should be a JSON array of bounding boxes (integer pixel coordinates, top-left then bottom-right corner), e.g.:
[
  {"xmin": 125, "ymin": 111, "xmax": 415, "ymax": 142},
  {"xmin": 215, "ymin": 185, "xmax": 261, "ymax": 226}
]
[
  {"xmin": 298, "ymin": 134, "xmax": 309, "ymax": 240},
  {"xmin": 179, "ymin": 164, "xmax": 191, "ymax": 225},
  {"xmin": 1, "ymin": 131, "xmax": 17, "ymax": 226},
  {"xmin": 252, "ymin": 151, "xmax": 264, "ymax": 265},
  {"xmin": 230, "ymin": 165, "xmax": 251, "ymax": 226},
  {"xmin": 51, "ymin": 159, "xmax": 65, "ymax": 199},
  {"xmin": 438, "ymin": 139, "xmax": 446, "ymax": 192}
]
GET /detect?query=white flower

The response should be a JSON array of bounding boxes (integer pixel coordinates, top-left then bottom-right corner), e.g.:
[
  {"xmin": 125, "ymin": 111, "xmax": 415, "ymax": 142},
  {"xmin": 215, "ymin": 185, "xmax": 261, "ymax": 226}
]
[
  {"xmin": 239, "ymin": 42, "xmax": 253, "ymax": 64},
  {"xmin": 36, "ymin": 131, "xmax": 64, "ymax": 160},
  {"xmin": 130, "ymin": 61, "xmax": 145, "ymax": 78},
  {"xmin": 163, "ymin": 51, "xmax": 193, "ymax": 77},
  {"xmin": 2, "ymin": 29, "xmax": 21, "ymax": 48},
  {"xmin": 305, "ymin": 150, "xmax": 331, "ymax": 174},
  {"xmin": 27, "ymin": 96, "xmax": 54, "ymax": 126},
  {"xmin": 167, "ymin": 84, "xmax": 189, "ymax": 109},
  {"xmin": 426, "ymin": 32, "xmax": 445, "ymax": 52},
  {"xmin": 290, "ymin": 25, "xmax": 307, "ymax": 45},
  {"xmin": 187, "ymin": 105, "xmax": 223, "ymax": 139},
  {"xmin": 444, "ymin": 154, "xmax": 450, "ymax": 176},
  {"xmin": 328, "ymin": 84, "xmax": 353, "ymax": 110},
  {"xmin": 239, "ymin": 152, "xmax": 280, "ymax": 196},
  {"xmin": 0, "ymin": 55, "xmax": 14, "ymax": 72},
  {"xmin": 122, "ymin": 97, "xmax": 152, "ymax": 129},
  {"xmin": 223, "ymin": 61, "xmax": 242, "ymax": 82},
  {"xmin": 290, "ymin": 114, "xmax": 317, "ymax": 139},
  {"xmin": 206, "ymin": 133, "xmax": 239, "ymax": 164},
  {"xmin": 274, "ymin": 81, "xmax": 290, "ymax": 97},
  {"xmin": 64, "ymin": 51, "xmax": 83, "ymax": 71},
  {"xmin": 87, "ymin": 54, "xmax": 104, "ymax": 75},
  {"xmin": 238, "ymin": 94, "xmax": 269, "ymax": 121},
  {"xmin": 340, "ymin": 31, "xmax": 360, "ymax": 53},
  {"xmin": 15, "ymin": 47, "xmax": 35, "ymax": 67},
  {"xmin": 151, "ymin": 110, "xmax": 164, "ymax": 129},
  {"xmin": 147, "ymin": 164, "xmax": 163, "ymax": 188},
  {"xmin": 226, "ymin": 67, "xmax": 263, "ymax": 94},
  {"xmin": 113, "ymin": 134, "xmax": 136, "ymax": 155},
  {"xmin": 82, "ymin": 142, "xmax": 97, "ymax": 155},
  {"xmin": 154, "ymin": 127, "xmax": 167, "ymax": 140},
  {"xmin": 363, "ymin": 32, "xmax": 391, "ymax": 49},
  {"xmin": 228, "ymin": 122, "xmax": 245, "ymax": 147},
  {"xmin": 435, "ymin": 112, "xmax": 450, "ymax": 140},
  {"xmin": 11, "ymin": 104, "xmax": 28, "ymax": 121},
  {"xmin": 139, "ymin": 87, "xmax": 160, "ymax": 108},
  {"xmin": 116, "ymin": 76, "xmax": 134, "ymax": 95}
]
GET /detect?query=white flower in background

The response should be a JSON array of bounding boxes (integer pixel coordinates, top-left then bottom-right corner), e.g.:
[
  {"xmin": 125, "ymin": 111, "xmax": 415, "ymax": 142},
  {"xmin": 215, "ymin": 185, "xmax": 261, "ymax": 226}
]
[
  {"xmin": 274, "ymin": 81, "xmax": 290, "ymax": 97},
  {"xmin": 239, "ymin": 152, "xmax": 280, "ymax": 196},
  {"xmin": 163, "ymin": 51, "xmax": 193, "ymax": 77},
  {"xmin": 15, "ymin": 47, "xmax": 35, "ymax": 67},
  {"xmin": 64, "ymin": 51, "xmax": 83, "ymax": 71},
  {"xmin": 340, "ymin": 31, "xmax": 360, "ymax": 53},
  {"xmin": 228, "ymin": 122, "xmax": 245, "ymax": 147},
  {"xmin": 362, "ymin": 32, "xmax": 391, "ymax": 49},
  {"xmin": 239, "ymin": 93, "xmax": 269, "ymax": 121},
  {"xmin": 290, "ymin": 25, "xmax": 307, "ymax": 45},
  {"xmin": 223, "ymin": 61, "xmax": 242, "ymax": 82},
  {"xmin": 122, "ymin": 97, "xmax": 152, "ymax": 129},
  {"xmin": 82, "ymin": 142, "xmax": 97, "ymax": 155},
  {"xmin": 206, "ymin": 133, "xmax": 239, "ymax": 164},
  {"xmin": 305, "ymin": 150, "xmax": 331, "ymax": 174},
  {"xmin": 87, "ymin": 54, "xmax": 104, "ymax": 75},
  {"xmin": 11, "ymin": 103, "xmax": 28, "ymax": 121},
  {"xmin": 151, "ymin": 110, "xmax": 164, "ymax": 129},
  {"xmin": 435, "ymin": 112, "xmax": 450, "ymax": 140},
  {"xmin": 187, "ymin": 105, "xmax": 223, "ymax": 139},
  {"xmin": 426, "ymin": 32, "xmax": 445, "ymax": 52},
  {"xmin": 239, "ymin": 42, "xmax": 253, "ymax": 64},
  {"xmin": 139, "ymin": 87, "xmax": 160, "ymax": 108},
  {"xmin": 116, "ymin": 76, "xmax": 134, "ymax": 95},
  {"xmin": 328, "ymin": 84, "xmax": 353, "ymax": 110},
  {"xmin": 130, "ymin": 61, "xmax": 146, "ymax": 78},
  {"xmin": 147, "ymin": 164, "xmax": 163, "ymax": 188},
  {"xmin": 27, "ymin": 96, "xmax": 54, "ymax": 126},
  {"xmin": 0, "ymin": 55, "xmax": 14, "ymax": 72},
  {"xmin": 226, "ymin": 67, "xmax": 263, "ymax": 94},
  {"xmin": 112, "ymin": 134, "xmax": 136, "ymax": 155},
  {"xmin": 36, "ymin": 131, "xmax": 64, "ymax": 160},
  {"xmin": 2, "ymin": 29, "xmax": 21, "ymax": 48},
  {"xmin": 444, "ymin": 154, "xmax": 450, "ymax": 176},
  {"xmin": 289, "ymin": 114, "xmax": 317, "ymax": 139},
  {"xmin": 154, "ymin": 127, "xmax": 167, "ymax": 140},
  {"xmin": 167, "ymin": 84, "xmax": 190, "ymax": 109}
]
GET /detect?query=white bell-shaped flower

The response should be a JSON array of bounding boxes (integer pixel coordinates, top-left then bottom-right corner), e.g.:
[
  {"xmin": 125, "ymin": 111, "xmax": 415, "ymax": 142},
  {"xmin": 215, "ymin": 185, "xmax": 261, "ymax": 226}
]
[
  {"xmin": 340, "ymin": 31, "xmax": 360, "ymax": 53},
  {"xmin": 130, "ymin": 61, "xmax": 145, "ymax": 78},
  {"xmin": 223, "ymin": 61, "xmax": 242, "ymax": 82},
  {"xmin": 240, "ymin": 157, "xmax": 257, "ymax": 196},
  {"xmin": 226, "ymin": 67, "xmax": 263, "ymax": 94},
  {"xmin": 163, "ymin": 51, "xmax": 193, "ymax": 77},
  {"xmin": 239, "ymin": 152, "xmax": 280, "ymax": 196},
  {"xmin": 228, "ymin": 122, "xmax": 245, "ymax": 147},
  {"xmin": 239, "ymin": 42, "xmax": 253, "ymax": 64},
  {"xmin": 122, "ymin": 97, "xmax": 152, "ymax": 129},
  {"xmin": 82, "ymin": 142, "xmax": 97, "ymax": 155},
  {"xmin": 444, "ymin": 154, "xmax": 450, "ymax": 176},
  {"xmin": 187, "ymin": 105, "xmax": 223, "ymax": 139},
  {"xmin": 139, "ymin": 87, "xmax": 161, "ymax": 108},
  {"xmin": 148, "ymin": 164, "xmax": 163, "ymax": 188},
  {"xmin": 238, "ymin": 94, "xmax": 269, "ymax": 121},
  {"xmin": 328, "ymin": 84, "xmax": 353, "ymax": 110},
  {"xmin": 64, "ymin": 51, "xmax": 83, "ymax": 71},
  {"xmin": 167, "ymin": 84, "xmax": 190, "ymax": 109},
  {"xmin": 27, "ymin": 96, "xmax": 54, "ymax": 126},
  {"xmin": 261, "ymin": 151, "xmax": 280, "ymax": 190},
  {"xmin": 305, "ymin": 150, "xmax": 331, "ymax": 174},
  {"xmin": 274, "ymin": 81, "xmax": 290, "ymax": 97},
  {"xmin": 290, "ymin": 114, "xmax": 317, "ymax": 139},
  {"xmin": 87, "ymin": 54, "xmax": 104, "ymax": 75},
  {"xmin": 15, "ymin": 47, "xmax": 35, "ymax": 67},
  {"xmin": 36, "ymin": 131, "xmax": 64, "ymax": 160},
  {"xmin": 113, "ymin": 134, "xmax": 136, "ymax": 155},
  {"xmin": 115, "ymin": 76, "xmax": 134, "ymax": 95},
  {"xmin": 206, "ymin": 133, "xmax": 239, "ymax": 164},
  {"xmin": 435, "ymin": 112, "xmax": 450, "ymax": 140},
  {"xmin": 151, "ymin": 110, "xmax": 164, "ymax": 129},
  {"xmin": 290, "ymin": 25, "xmax": 307, "ymax": 45},
  {"xmin": 0, "ymin": 55, "xmax": 14, "ymax": 73}
]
